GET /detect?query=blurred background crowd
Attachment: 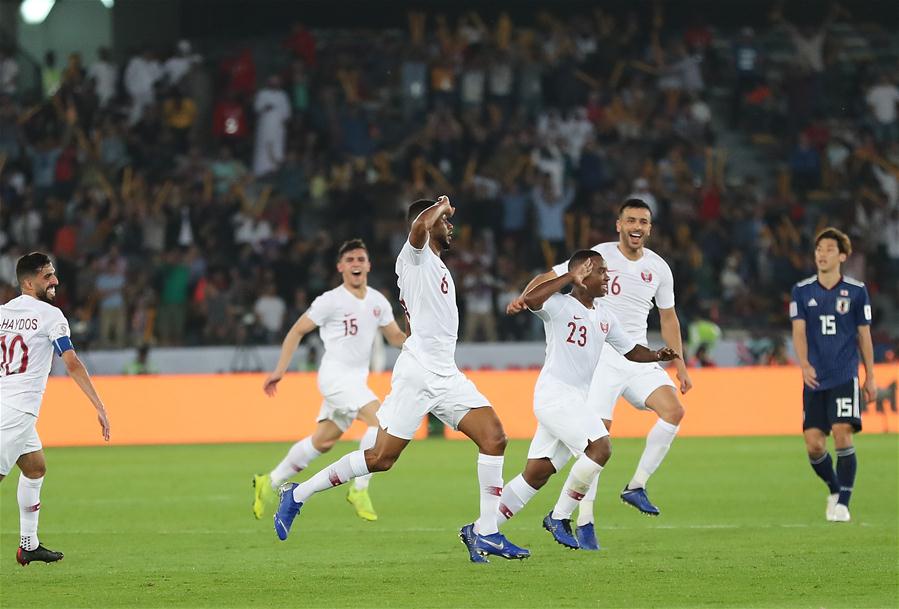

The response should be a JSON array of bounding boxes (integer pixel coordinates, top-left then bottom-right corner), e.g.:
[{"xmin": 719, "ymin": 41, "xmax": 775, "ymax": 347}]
[{"xmin": 0, "ymin": 1, "xmax": 897, "ymax": 364}]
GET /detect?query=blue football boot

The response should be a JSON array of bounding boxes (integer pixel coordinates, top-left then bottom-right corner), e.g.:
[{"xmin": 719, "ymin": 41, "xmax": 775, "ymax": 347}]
[
  {"xmin": 459, "ymin": 523, "xmax": 489, "ymax": 563},
  {"xmin": 620, "ymin": 486, "xmax": 660, "ymax": 516},
  {"xmin": 542, "ymin": 512, "xmax": 579, "ymax": 549},
  {"xmin": 474, "ymin": 531, "xmax": 531, "ymax": 560},
  {"xmin": 274, "ymin": 483, "xmax": 303, "ymax": 541},
  {"xmin": 575, "ymin": 523, "xmax": 600, "ymax": 551}
]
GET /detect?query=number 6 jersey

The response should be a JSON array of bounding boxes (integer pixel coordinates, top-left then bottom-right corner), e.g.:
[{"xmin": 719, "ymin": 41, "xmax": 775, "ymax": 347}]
[
  {"xmin": 1, "ymin": 294, "xmax": 72, "ymax": 413},
  {"xmin": 530, "ymin": 293, "xmax": 636, "ymax": 398}
]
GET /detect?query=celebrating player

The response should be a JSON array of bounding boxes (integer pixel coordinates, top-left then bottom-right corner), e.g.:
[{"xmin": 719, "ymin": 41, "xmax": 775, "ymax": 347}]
[
  {"xmin": 272, "ymin": 196, "xmax": 529, "ymax": 563},
  {"xmin": 254, "ymin": 239, "xmax": 407, "ymax": 522},
  {"xmin": 789, "ymin": 227, "xmax": 875, "ymax": 522},
  {"xmin": 507, "ymin": 199, "xmax": 690, "ymax": 546},
  {"xmin": 1, "ymin": 252, "xmax": 111, "ymax": 566},
  {"xmin": 496, "ymin": 250, "xmax": 679, "ymax": 551}
]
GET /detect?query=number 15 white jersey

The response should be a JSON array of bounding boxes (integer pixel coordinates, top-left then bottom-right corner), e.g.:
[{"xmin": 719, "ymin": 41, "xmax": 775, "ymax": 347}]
[{"xmin": 1, "ymin": 294, "xmax": 72, "ymax": 414}]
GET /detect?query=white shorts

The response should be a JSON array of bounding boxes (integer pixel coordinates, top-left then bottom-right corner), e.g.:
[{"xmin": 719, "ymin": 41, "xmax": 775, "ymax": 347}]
[
  {"xmin": 316, "ymin": 365, "xmax": 379, "ymax": 432},
  {"xmin": 377, "ymin": 352, "xmax": 491, "ymax": 440},
  {"xmin": 0, "ymin": 407, "xmax": 42, "ymax": 476},
  {"xmin": 527, "ymin": 383, "xmax": 609, "ymax": 472},
  {"xmin": 588, "ymin": 347, "xmax": 676, "ymax": 420}
]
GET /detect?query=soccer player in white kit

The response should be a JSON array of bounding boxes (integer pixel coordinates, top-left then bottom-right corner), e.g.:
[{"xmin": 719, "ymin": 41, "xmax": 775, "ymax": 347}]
[
  {"xmin": 507, "ymin": 199, "xmax": 692, "ymax": 540},
  {"xmin": 496, "ymin": 250, "xmax": 679, "ymax": 551},
  {"xmin": 1, "ymin": 252, "xmax": 111, "ymax": 566},
  {"xmin": 253, "ymin": 239, "xmax": 407, "ymax": 522},
  {"xmin": 272, "ymin": 197, "xmax": 529, "ymax": 563}
]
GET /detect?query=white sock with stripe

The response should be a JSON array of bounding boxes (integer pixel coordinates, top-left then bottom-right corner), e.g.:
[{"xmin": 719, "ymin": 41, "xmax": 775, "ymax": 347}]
[
  {"xmin": 18, "ymin": 474, "xmax": 42, "ymax": 552},
  {"xmin": 628, "ymin": 419, "xmax": 679, "ymax": 490},
  {"xmin": 498, "ymin": 474, "xmax": 539, "ymax": 522},
  {"xmin": 474, "ymin": 454, "xmax": 504, "ymax": 535},
  {"xmin": 270, "ymin": 437, "xmax": 322, "ymax": 488},
  {"xmin": 353, "ymin": 427, "xmax": 379, "ymax": 491},
  {"xmin": 552, "ymin": 455, "xmax": 603, "ymax": 520},
  {"xmin": 293, "ymin": 450, "xmax": 369, "ymax": 504}
]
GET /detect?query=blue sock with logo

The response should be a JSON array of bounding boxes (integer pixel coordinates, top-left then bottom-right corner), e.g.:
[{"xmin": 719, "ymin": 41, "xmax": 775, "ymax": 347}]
[{"xmin": 835, "ymin": 446, "xmax": 857, "ymax": 506}]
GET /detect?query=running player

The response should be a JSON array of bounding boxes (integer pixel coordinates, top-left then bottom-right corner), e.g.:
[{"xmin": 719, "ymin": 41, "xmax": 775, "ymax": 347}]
[
  {"xmin": 272, "ymin": 196, "xmax": 529, "ymax": 563},
  {"xmin": 496, "ymin": 250, "xmax": 679, "ymax": 551},
  {"xmin": 507, "ymin": 199, "xmax": 691, "ymax": 545},
  {"xmin": 254, "ymin": 239, "xmax": 407, "ymax": 522},
  {"xmin": 789, "ymin": 227, "xmax": 875, "ymax": 522},
  {"xmin": 1, "ymin": 252, "xmax": 111, "ymax": 566}
]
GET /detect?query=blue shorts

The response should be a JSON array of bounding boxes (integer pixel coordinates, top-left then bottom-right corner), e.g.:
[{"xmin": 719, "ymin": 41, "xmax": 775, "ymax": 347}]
[{"xmin": 803, "ymin": 377, "xmax": 862, "ymax": 434}]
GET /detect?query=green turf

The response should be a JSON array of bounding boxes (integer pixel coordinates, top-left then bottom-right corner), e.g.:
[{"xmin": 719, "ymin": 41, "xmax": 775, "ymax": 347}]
[{"xmin": 1, "ymin": 435, "xmax": 897, "ymax": 609}]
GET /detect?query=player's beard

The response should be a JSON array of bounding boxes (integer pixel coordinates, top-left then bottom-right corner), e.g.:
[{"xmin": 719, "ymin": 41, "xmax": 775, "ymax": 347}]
[{"xmin": 38, "ymin": 285, "xmax": 56, "ymax": 303}]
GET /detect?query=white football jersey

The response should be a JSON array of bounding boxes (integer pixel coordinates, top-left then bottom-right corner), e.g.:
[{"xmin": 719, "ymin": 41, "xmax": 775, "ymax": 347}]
[
  {"xmin": 395, "ymin": 239, "xmax": 459, "ymax": 376},
  {"xmin": 531, "ymin": 293, "xmax": 635, "ymax": 395},
  {"xmin": 553, "ymin": 242, "xmax": 674, "ymax": 346},
  {"xmin": 0, "ymin": 295, "xmax": 72, "ymax": 414},
  {"xmin": 307, "ymin": 285, "xmax": 395, "ymax": 371}
]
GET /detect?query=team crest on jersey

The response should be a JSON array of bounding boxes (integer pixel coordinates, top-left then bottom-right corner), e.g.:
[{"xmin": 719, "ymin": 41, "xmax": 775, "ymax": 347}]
[
  {"xmin": 600, "ymin": 321, "xmax": 609, "ymax": 334},
  {"xmin": 835, "ymin": 297, "xmax": 850, "ymax": 314},
  {"xmin": 641, "ymin": 271, "xmax": 653, "ymax": 283},
  {"xmin": 373, "ymin": 306, "xmax": 381, "ymax": 318}
]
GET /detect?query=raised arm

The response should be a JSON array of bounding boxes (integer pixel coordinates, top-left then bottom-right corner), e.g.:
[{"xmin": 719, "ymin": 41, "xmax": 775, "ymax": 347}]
[
  {"xmin": 506, "ymin": 269, "xmax": 559, "ymax": 314},
  {"xmin": 523, "ymin": 258, "xmax": 592, "ymax": 311},
  {"xmin": 659, "ymin": 307, "xmax": 693, "ymax": 394},
  {"xmin": 61, "ymin": 350, "xmax": 110, "ymax": 441},
  {"xmin": 380, "ymin": 320, "xmax": 408, "ymax": 348},
  {"xmin": 409, "ymin": 195, "xmax": 454, "ymax": 249},
  {"xmin": 263, "ymin": 313, "xmax": 318, "ymax": 396}
]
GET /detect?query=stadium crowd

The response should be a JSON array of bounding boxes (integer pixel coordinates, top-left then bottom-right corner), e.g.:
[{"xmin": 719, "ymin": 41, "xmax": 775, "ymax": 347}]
[{"xmin": 0, "ymin": 4, "xmax": 896, "ymax": 362}]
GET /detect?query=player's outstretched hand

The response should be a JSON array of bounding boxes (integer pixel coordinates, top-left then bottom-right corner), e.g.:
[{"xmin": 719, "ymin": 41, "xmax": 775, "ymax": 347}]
[
  {"xmin": 655, "ymin": 347, "xmax": 680, "ymax": 362},
  {"xmin": 800, "ymin": 363, "xmax": 819, "ymax": 389},
  {"xmin": 506, "ymin": 295, "xmax": 527, "ymax": 315},
  {"xmin": 97, "ymin": 408, "xmax": 110, "ymax": 442},
  {"xmin": 570, "ymin": 258, "xmax": 593, "ymax": 288},
  {"xmin": 263, "ymin": 373, "xmax": 283, "ymax": 397},
  {"xmin": 436, "ymin": 195, "xmax": 455, "ymax": 218}
]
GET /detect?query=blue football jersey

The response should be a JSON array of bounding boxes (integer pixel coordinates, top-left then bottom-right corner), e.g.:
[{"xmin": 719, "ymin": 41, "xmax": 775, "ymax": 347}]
[{"xmin": 790, "ymin": 275, "xmax": 872, "ymax": 391}]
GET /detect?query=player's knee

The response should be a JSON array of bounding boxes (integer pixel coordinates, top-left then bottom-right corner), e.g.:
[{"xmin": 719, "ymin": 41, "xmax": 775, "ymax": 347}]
[
  {"xmin": 478, "ymin": 427, "xmax": 507, "ymax": 455},
  {"xmin": 314, "ymin": 438, "xmax": 337, "ymax": 453},
  {"xmin": 23, "ymin": 464, "xmax": 46, "ymax": 478}
]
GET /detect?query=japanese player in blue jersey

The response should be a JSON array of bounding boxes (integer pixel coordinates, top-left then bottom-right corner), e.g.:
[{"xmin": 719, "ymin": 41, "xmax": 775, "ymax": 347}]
[{"xmin": 789, "ymin": 228, "xmax": 875, "ymax": 523}]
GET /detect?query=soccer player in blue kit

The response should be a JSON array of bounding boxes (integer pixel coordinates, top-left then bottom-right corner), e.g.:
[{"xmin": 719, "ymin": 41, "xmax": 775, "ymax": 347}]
[{"xmin": 789, "ymin": 228, "xmax": 876, "ymax": 523}]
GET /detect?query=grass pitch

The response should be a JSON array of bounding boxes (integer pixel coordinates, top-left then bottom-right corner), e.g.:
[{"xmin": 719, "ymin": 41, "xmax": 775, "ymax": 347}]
[{"xmin": 1, "ymin": 435, "xmax": 897, "ymax": 609}]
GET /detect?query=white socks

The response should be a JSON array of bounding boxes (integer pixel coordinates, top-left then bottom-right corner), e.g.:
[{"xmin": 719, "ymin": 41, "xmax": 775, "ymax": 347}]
[
  {"xmin": 576, "ymin": 471, "xmax": 601, "ymax": 526},
  {"xmin": 498, "ymin": 474, "xmax": 539, "ymax": 522},
  {"xmin": 270, "ymin": 437, "xmax": 322, "ymax": 488},
  {"xmin": 474, "ymin": 454, "xmax": 504, "ymax": 536},
  {"xmin": 552, "ymin": 455, "xmax": 603, "ymax": 520},
  {"xmin": 293, "ymin": 450, "xmax": 369, "ymax": 504},
  {"xmin": 18, "ymin": 474, "xmax": 43, "ymax": 551},
  {"xmin": 353, "ymin": 427, "xmax": 378, "ymax": 491},
  {"xmin": 628, "ymin": 419, "xmax": 679, "ymax": 490}
]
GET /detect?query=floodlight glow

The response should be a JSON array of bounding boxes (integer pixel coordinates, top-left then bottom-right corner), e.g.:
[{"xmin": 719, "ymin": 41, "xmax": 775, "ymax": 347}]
[
  {"xmin": 19, "ymin": 0, "xmax": 56, "ymax": 24},
  {"xmin": 99, "ymin": 0, "xmax": 114, "ymax": 8}
]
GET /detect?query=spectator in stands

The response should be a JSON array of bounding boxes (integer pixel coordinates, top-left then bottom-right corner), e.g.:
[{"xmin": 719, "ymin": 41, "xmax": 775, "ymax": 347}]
[
  {"xmin": 123, "ymin": 344, "xmax": 157, "ymax": 375},
  {"xmin": 0, "ymin": 47, "xmax": 19, "ymax": 97},
  {"xmin": 95, "ymin": 251, "xmax": 127, "ymax": 348},
  {"xmin": 252, "ymin": 75, "xmax": 290, "ymax": 176},
  {"xmin": 865, "ymin": 73, "xmax": 899, "ymax": 143},
  {"xmin": 88, "ymin": 47, "xmax": 118, "ymax": 108},
  {"xmin": 253, "ymin": 283, "xmax": 286, "ymax": 343},
  {"xmin": 42, "ymin": 51, "xmax": 61, "ymax": 98},
  {"xmin": 162, "ymin": 87, "xmax": 197, "ymax": 153},
  {"xmin": 124, "ymin": 48, "xmax": 162, "ymax": 125}
]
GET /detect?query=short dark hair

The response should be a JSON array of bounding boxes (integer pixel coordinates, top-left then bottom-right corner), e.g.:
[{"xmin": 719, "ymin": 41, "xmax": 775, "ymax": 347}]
[
  {"xmin": 337, "ymin": 239, "xmax": 368, "ymax": 261},
  {"xmin": 16, "ymin": 252, "xmax": 53, "ymax": 285},
  {"xmin": 568, "ymin": 249, "xmax": 603, "ymax": 271},
  {"xmin": 407, "ymin": 199, "xmax": 437, "ymax": 224},
  {"xmin": 815, "ymin": 227, "xmax": 852, "ymax": 256},
  {"xmin": 619, "ymin": 198, "xmax": 653, "ymax": 218}
]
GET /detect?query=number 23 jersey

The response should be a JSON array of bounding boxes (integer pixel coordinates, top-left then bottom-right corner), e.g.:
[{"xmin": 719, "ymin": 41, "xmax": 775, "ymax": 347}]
[{"xmin": 530, "ymin": 293, "xmax": 636, "ymax": 397}]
